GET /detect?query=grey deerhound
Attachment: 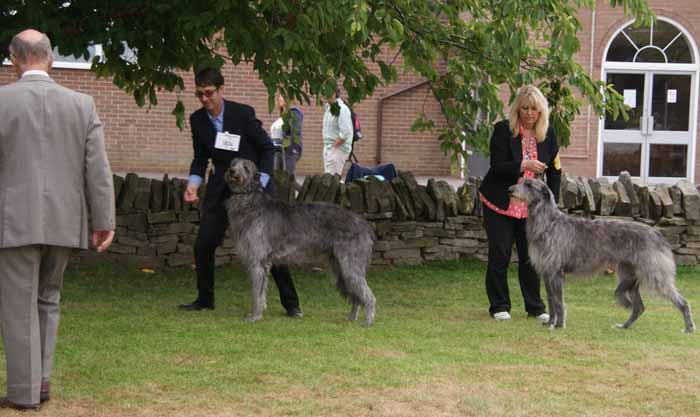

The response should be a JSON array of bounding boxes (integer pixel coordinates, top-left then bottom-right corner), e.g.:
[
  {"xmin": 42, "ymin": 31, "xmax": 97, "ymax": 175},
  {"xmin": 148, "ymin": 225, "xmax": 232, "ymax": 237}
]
[
  {"xmin": 223, "ymin": 158, "xmax": 376, "ymax": 326},
  {"xmin": 510, "ymin": 178, "xmax": 695, "ymax": 333}
]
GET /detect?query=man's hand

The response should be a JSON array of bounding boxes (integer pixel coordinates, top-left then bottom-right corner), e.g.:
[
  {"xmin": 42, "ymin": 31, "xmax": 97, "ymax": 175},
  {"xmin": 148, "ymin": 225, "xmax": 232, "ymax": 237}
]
[
  {"xmin": 92, "ymin": 230, "xmax": 115, "ymax": 253},
  {"xmin": 184, "ymin": 183, "xmax": 200, "ymax": 203},
  {"xmin": 333, "ymin": 138, "xmax": 345, "ymax": 149}
]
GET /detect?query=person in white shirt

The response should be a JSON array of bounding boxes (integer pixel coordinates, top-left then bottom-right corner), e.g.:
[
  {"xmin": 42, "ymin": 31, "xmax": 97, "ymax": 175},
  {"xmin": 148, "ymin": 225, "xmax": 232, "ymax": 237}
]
[{"xmin": 322, "ymin": 87, "xmax": 353, "ymax": 175}]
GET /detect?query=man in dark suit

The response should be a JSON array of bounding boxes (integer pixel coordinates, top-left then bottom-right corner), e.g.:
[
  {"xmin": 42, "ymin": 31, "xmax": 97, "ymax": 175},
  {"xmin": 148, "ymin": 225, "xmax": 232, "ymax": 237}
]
[{"xmin": 179, "ymin": 68, "xmax": 302, "ymax": 317}]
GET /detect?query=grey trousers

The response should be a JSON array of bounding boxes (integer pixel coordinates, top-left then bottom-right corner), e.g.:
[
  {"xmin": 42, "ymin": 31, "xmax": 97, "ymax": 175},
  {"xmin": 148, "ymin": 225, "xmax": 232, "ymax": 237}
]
[{"xmin": 0, "ymin": 245, "xmax": 71, "ymax": 405}]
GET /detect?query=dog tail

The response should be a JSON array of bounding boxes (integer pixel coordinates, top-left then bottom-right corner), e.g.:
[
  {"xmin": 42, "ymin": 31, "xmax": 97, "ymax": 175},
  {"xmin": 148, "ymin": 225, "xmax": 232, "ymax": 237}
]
[{"xmin": 636, "ymin": 248, "xmax": 678, "ymax": 299}]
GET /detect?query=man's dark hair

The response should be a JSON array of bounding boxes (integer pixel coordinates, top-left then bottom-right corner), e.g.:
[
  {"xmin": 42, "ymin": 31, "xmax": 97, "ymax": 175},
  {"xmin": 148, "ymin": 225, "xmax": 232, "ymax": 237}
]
[{"xmin": 195, "ymin": 68, "xmax": 225, "ymax": 88}]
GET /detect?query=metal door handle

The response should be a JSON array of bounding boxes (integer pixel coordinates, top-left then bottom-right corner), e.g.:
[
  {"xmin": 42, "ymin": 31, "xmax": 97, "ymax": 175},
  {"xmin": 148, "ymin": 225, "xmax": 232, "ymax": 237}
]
[
  {"xmin": 641, "ymin": 117, "xmax": 647, "ymax": 135},
  {"xmin": 647, "ymin": 115, "xmax": 654, "ymax": 134}
]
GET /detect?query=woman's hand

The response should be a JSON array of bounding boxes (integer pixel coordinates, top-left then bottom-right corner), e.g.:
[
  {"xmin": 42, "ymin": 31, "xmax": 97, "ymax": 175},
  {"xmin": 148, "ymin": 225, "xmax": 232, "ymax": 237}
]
[{"xmin": 521, "ymin": 159, "xmax": 547, "ymax": 174}]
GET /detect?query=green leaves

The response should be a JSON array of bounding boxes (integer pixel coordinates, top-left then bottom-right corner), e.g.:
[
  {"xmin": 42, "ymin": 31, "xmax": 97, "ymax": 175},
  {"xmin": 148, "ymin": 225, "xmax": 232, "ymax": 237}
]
[{"xmin": 0, "ymin": 0, "xmax": 653, "ymax": 160}]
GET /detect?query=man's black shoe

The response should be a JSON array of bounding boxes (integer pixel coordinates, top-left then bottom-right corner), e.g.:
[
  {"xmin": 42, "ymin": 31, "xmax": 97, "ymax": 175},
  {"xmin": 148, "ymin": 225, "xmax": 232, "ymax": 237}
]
[
  {"xmin": 287, "ymin": 308, "xmax": 304, "ymax": 318},
  {"xmin": 178, "ymin": 301, "xmax": 215, "ymax": 311}
]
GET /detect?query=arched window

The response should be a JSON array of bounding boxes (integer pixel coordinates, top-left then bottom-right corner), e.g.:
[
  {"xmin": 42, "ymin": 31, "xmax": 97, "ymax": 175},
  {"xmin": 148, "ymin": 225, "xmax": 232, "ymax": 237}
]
[{"xmin": 606, "ymin": 20, "xmax": 693, "ymax": 64}]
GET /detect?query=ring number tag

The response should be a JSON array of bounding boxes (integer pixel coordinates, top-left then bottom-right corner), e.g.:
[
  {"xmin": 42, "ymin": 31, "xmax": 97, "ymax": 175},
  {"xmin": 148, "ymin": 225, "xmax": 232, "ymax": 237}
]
[{"xmin": 215, "ymin": 132, "xmax": 240, "ymax": 151}]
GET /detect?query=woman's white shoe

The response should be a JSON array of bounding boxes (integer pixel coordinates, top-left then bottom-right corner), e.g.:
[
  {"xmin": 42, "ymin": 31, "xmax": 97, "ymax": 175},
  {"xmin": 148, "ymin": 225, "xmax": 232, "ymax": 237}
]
[{"xmin": 493, "ymin": 312, "xmax": 511, "ymax": 321}]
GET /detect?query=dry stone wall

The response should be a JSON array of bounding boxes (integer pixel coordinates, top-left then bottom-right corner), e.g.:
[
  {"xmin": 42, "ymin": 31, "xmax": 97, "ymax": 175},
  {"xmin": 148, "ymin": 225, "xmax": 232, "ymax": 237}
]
[{"xmin": 82, "ymin": 170, "xmax": 700, "ymax": 268}]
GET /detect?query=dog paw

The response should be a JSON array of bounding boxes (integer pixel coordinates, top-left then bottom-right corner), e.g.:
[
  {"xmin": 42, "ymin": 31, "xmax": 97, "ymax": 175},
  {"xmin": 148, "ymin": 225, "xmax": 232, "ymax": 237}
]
[
  {"xmin": 683, "ymin": 326, "xmax": 695, "ymax": 334},
  {"xmin": 614, "ymin": 323, "xmax": 627, "ymax": 329},
  {"xmin": 244, "ymin": 315, "xmax": 262, "ymax": 323}
]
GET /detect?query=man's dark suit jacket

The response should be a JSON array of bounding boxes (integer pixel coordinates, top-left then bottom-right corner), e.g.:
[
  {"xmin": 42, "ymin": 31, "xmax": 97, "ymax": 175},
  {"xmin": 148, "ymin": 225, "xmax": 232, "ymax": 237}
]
[
  {"xmin": 189, "ymin": 99, "xmax": 275, "ymax": 211},
  {"xmin": 479, "ymin": 119, "xmax": 562, "ymax": 210}
]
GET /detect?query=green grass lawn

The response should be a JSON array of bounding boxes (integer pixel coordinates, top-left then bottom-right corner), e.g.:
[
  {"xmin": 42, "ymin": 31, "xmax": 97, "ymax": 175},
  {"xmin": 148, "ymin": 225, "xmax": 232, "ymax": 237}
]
[{"xmin": 1, "ymin": 258, "xmax": 699, "ymax": 417}]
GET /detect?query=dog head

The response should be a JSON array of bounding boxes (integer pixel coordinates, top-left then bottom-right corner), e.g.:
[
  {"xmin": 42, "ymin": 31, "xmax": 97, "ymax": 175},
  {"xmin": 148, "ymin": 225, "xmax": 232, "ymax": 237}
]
[
  {"xmin": 224, "ymin": 158, "xmax": 260, "ymax": 193},
  {"xmin": 508, "ymin": 178, "xmax": 554, "ymax": 205}
]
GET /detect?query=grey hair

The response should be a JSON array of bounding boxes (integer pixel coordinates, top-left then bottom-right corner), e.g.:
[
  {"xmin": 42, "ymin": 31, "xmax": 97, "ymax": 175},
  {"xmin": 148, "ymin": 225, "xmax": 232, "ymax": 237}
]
[{"xmin": 9, "ymin": 32, "xmax": 53, "ymax": 65}]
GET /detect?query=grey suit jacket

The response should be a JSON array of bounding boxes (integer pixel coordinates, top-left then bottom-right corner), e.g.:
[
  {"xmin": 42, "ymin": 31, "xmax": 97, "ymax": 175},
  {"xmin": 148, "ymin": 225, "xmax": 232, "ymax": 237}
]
[{"xmin": 0, "ymin": 74, "xmax": 115, "ymax": 249}]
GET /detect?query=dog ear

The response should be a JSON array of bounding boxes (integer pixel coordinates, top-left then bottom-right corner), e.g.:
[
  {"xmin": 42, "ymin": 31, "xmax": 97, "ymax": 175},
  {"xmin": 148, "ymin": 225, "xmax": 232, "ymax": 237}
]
[{"xmin": 537, "ymin": 181, "xmax": 552, "ymax": 201}]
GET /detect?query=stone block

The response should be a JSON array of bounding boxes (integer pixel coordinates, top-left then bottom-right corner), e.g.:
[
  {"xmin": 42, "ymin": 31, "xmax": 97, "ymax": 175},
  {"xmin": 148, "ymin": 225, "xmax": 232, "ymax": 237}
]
[
  {"xmin": 427, "ymin": 179, "xmax": 459, "ymax": 220},
  {"xmin": 316, "ymin": 173, "xmax": 341, "ymax": 203},
  {"xmin": 598, "ymin": 182, "xmax": 617, "ymax": 216},
  {"xmin": 438, "ymin": 238, "xmax": 479, "ymax": 248},
  {"xmin": 116, "ymin": 235, "xmax": 149, "ymax": 248},
  {"xmin": 107, "ymin": 243, "xmax": 137, "ymax": 255},
  {"xmin": 167, "ymin": 253, "xmax": 194, "ymax": 267},
  {"xmin": 150, "ymin": 234, "xmax": 179, "ymax": 244},
  {"xmin": 612, "ymin": 181, "xmax": 631, "ymax": 217},
  {"xmin": 113, "ymin": 175, "xmax": 124, "ymax": 202},
  {"xmin": 578, "ymin": 177, "xmax": 596, "ymax": 214},
  {"xmin": 177, "ymin": 243, "xmax": 194, "ymax": 254},
  {"xmin": 456, "ymin": 178, "xmax": 478, "ymax": 215},
  {"xmin": 669, "ymin": 185, "xmax": 683, "ymax": 215},
  {"xmin": 654, "ymin": 184, "xmax": 675, "ymax": 218},
  {"xmin": 137, "ymin": 246, "xmax": 157, "ymax": 257},
  {"xmin": 296, "ymin": 175, "xmax": 313, "ymax": 202},
  {"xmin": 116, "ymin": 213, "xmax": 147, "ymax": 232},
  {"xmin": 178, "ymin": 210, "xmax": 200, "ymax": 223},
  {"xmin": 391, "ymin": 177, "xmax": 416, "ymax": 219},
  {"xmin": 147, "ymin": 211, "xmax": 177, "ymax": 224},
  {"xmin": 116, "ymin": 173, "xmax": 139, "ymax": 210},
  {"xmin": 675, "ymin": 180, "xmax": 700, "ymax": 220},
  {"xmin": 272, "ymin": 169, "xmax": 296, "ymax": 204},
  {"xmin": 586, "ymin": 177, "xmax": 603, "ymax": 209},
  {"xmin": 346, "ymin": 182, "xmax": 365, "ymax": 213},
  {"xmin": 161, "ymin": 174, "xmax": 172, "ymax": 211},
  {"xmin": 134, "ymin": 177, "xmax": 152, "ymax": 211},
  {"xmin": 618, "ymin": 171, "xmax": 640, "ymax": 215},
  {"xmin": 150, "ymin": 179, "xmax": 163, "ymax": 212},
  {"xmin": 647, "ymin": 188, "xmax": 663, "ymax": 221},
  {"xmin": 382, "ymin": 248, "xmax": 422, "ymax": 259},
  {"xmin": 155, "ymin": 240, "xmax": 178, "ymax": 256},
  {"xmin": 562, "ymin": 175, "xmax": 579, "ymax": 209}
]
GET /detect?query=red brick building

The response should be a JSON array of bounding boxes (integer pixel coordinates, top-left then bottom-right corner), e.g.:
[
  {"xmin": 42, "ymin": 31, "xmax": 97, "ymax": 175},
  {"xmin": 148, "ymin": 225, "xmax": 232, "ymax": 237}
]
[{"xmin": 2, "ymin": 0, "xmax": 699, "ymax": 183}]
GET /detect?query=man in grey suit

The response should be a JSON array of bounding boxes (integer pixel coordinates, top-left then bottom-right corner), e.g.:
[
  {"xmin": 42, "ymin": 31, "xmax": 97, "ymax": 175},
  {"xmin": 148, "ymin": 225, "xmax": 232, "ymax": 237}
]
[{"xmin": 0, "ymin": 29, "xmax": 116, "ymax": 410}]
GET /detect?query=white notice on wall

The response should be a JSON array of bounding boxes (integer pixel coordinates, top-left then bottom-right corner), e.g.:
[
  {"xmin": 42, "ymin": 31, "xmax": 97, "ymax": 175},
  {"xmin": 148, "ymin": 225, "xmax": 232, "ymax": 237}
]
[
  {"xmin": 623, "ymin": 89, "xmax": 637, "ymax": 108},
  {"xmin": 667, "ymin": 89, "xmax": 677, "ymax": 103}
]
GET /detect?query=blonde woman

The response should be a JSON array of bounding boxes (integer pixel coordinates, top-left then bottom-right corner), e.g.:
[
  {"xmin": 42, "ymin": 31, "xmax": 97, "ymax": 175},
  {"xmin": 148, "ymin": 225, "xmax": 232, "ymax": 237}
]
[{"xmin": 478, "ymin": 85, "xmax": 562, "ymax": 322}]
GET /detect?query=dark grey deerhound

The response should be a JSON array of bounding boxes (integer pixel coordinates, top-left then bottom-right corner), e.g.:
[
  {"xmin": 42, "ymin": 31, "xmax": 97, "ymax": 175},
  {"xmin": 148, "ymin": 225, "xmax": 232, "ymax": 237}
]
[
  {"xmin": 223, "ymin": 158, "xmax": 376, "ymax": 326},
  {"xmin": 509, "ymin": 178, "xmax": 695, "ymax": 333}
]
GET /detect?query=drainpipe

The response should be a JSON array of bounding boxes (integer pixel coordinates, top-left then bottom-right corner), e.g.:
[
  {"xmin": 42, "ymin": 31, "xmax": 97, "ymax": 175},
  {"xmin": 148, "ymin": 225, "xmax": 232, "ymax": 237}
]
[
  {"xmin": 585, "ymin": 8, "xmax": 597, "ymax": 159},
  {"xmin": 376, "ymin": 80, "xmax": 431, "ymax": 165}
]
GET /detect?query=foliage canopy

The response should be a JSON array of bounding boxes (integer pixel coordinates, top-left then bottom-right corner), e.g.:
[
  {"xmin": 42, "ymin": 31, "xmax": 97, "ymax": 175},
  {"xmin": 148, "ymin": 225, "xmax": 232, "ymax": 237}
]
[{"xmin": 1, "ymin": 0, "xmax": 652, "ymax": 165}]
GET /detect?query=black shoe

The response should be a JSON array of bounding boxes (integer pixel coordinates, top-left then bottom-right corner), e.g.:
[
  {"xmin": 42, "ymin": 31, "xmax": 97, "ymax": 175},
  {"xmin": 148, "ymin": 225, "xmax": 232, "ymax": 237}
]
[
  {"xmin": 178, "ymin": 301, "xmax": 215, "ymax": 311},
  {"xmin": 40, "ymin": 380, "xmax": 50, "ymax": 403},
  {"xmin": 287, "ymin": 308, "xmax": 304, "ymax": 318}
]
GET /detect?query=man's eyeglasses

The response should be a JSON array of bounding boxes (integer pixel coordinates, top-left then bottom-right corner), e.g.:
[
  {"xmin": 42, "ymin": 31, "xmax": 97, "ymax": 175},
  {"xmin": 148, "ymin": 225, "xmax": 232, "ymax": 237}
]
[{"xmin": 194, "ymin": 88, "xmax": 218, "ymax": 98}]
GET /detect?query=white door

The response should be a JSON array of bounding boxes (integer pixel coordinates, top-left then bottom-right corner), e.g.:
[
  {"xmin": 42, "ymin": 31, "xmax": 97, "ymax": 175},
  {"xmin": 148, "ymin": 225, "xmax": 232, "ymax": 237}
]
[{"xmin": 600, "ymin": 70, "xmax": 695, "ymax": 183}]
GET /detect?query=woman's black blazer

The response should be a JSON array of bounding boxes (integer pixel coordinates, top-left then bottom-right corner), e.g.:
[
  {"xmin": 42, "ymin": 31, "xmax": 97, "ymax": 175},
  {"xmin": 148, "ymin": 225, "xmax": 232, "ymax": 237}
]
[{"xmin": 479, "ymin": 119, "xmax": 562, "ymax": 210}]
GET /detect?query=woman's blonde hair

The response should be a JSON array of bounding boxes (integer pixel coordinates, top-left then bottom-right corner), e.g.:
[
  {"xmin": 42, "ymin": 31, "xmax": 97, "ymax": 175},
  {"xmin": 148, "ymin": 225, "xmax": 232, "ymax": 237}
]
[{"xmin": 508, "ymin": 85, "xmax": 550, "ymax": 142}]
